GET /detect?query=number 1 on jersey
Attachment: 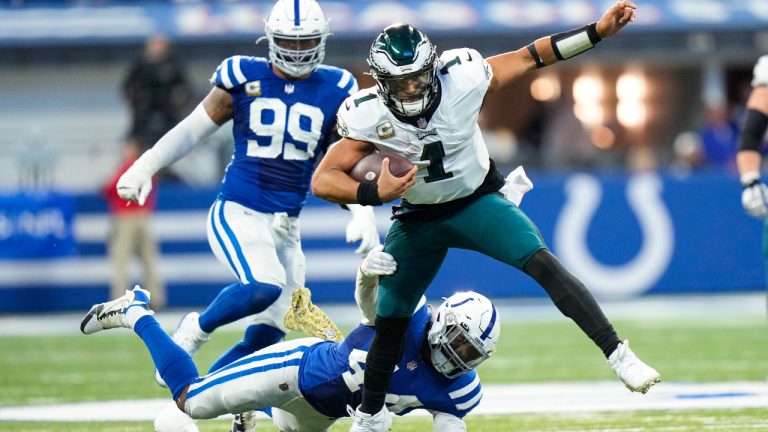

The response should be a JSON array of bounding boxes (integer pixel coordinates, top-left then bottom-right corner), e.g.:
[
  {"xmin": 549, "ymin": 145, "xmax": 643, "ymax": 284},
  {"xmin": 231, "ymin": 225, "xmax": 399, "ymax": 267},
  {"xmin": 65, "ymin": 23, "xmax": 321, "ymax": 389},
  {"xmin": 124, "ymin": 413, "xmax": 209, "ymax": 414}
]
[{"xmin": 420, "ymin": 141, "xmax": 453, "ymax": 183}]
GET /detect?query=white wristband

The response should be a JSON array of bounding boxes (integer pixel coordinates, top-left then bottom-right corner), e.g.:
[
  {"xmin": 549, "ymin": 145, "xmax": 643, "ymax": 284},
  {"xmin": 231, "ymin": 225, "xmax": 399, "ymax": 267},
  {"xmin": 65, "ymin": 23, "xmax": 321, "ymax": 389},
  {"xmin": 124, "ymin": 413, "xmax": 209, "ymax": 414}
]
[{"xmin": 740, "ymin": 172, "xmax": 761, "ymax": 186}]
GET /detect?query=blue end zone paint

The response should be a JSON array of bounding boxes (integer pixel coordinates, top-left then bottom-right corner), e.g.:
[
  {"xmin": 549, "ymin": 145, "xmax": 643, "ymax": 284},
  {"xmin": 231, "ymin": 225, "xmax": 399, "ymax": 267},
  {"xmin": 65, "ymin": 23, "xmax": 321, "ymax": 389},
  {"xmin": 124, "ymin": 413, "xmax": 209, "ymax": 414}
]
[{"xmin": 675, "ymin": 392, "xmax": 756, "ymax": 399}]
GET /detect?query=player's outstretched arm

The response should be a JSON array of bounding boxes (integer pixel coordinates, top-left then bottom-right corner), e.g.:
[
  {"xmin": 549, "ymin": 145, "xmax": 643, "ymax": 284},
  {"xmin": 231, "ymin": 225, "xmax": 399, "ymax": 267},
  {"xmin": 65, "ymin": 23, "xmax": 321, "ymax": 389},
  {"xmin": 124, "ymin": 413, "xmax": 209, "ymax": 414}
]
[
  {"xmin": 116, "ymin": 87, "xmax": 231, "ymax": 205},
  {"xmin": 486, "ymin": 0, "xmax": 636, "ymax": 93},
  {"xmin": 738, "ymin": 60, "xmax": 768, "ymax": 218}
]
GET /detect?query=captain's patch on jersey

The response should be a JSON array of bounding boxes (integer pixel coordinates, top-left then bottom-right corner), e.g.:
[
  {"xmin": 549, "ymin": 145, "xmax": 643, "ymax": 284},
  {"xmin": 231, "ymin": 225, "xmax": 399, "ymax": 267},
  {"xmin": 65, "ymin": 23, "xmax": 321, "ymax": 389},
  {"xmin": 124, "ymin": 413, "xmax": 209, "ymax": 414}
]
[
  {"xmin": 245, "ymin": 81, "xmax": 261, "ymax": 97},
  {"xmin": 377, "ymin": 122, "xmax": 395, "ymax": 139}
]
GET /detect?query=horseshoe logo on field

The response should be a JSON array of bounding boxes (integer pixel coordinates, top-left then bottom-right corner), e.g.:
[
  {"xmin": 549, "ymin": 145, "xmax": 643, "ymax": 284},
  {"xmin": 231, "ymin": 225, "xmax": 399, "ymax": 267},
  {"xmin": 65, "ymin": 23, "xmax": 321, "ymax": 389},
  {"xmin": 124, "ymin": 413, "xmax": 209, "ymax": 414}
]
[{"xmin": 554, "ymin": 174, "xmax": 674, "ymax": 298}]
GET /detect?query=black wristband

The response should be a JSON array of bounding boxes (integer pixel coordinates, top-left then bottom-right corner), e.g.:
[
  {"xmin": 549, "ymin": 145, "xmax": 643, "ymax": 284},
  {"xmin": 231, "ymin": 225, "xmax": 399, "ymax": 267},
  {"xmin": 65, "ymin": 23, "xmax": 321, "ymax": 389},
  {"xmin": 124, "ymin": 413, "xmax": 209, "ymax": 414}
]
[
  {"xmin": 738, "ymin": 108, "xmax": 768, "ymax": 152},
  {"xmin": 743, "ymin": 179, "xmax": 761, "ymax": 189},
  {"xmin": 527, "ymin": 43, "xmax": 545, "ymax": 68},
  {"xmin": 356, "ymin": 182, "xmax": 383, "ymax": 206}
]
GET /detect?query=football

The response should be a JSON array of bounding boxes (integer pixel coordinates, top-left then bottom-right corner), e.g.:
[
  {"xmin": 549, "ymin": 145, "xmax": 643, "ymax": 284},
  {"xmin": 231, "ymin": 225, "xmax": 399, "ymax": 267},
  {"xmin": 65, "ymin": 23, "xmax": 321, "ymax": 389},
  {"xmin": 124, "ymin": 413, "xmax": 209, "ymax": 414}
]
[{"xmin": 350, "ymin": 151, "xmax": 414, "ymax": 183}]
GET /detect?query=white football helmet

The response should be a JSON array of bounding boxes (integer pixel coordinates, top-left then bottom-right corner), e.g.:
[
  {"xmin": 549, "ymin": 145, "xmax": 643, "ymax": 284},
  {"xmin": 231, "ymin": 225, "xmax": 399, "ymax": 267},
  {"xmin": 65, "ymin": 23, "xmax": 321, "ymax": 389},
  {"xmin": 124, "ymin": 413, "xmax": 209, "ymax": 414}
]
[
  {"xmin": 264, "ymin": 0, "xmax": 329, "ymax": 78},
  {"xmin": 427, "ymin": 291, "xmax": 500, "ymax": 379},
  {"xmin": 368, "ymin": 23, "xmax": 439, "ymax": 117}
]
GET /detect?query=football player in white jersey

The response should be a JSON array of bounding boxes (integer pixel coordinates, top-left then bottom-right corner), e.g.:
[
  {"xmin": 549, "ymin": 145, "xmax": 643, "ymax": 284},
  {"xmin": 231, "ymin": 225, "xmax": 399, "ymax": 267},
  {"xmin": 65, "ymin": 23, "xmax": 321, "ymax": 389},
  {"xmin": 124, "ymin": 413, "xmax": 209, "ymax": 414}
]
[
  {"xmin": 736, "ymin": 55, "xmax": 768, "ymax": 306},
  {"xmin": 115, "ymin": 0, "xmax": 381, "ymax": 386},
  {"xmin": 311, "ymin": 2, "xmax": 661, "ymax": 430},
  {"xmin": 81, "ymin": 247, "xmax": 498, "ymax": 432}
]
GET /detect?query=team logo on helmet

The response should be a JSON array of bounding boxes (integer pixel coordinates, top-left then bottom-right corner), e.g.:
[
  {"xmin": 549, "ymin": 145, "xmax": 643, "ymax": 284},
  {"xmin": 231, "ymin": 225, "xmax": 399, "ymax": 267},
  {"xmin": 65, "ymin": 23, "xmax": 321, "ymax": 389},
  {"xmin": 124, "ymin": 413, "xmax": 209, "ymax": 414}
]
[
  {"xmin": 264, "ymin": 0, "xmax": 329, "ymax": 78},
  {"xmin": 368, "ymin": 23, "xmax": 439, "ymax": 117}
]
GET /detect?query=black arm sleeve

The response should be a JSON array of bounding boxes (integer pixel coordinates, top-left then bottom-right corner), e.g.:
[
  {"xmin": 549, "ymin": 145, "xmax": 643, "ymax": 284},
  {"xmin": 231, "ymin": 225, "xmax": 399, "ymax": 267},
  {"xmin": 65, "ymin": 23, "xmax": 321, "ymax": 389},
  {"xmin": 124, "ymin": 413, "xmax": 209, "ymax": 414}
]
[
  {"xmin": 523, "ymin": 249, "xmax": 620, "ymax": 358},
  {"xmin": 738, "ymin": 108, "xmax": 768, "ymax": 152}
]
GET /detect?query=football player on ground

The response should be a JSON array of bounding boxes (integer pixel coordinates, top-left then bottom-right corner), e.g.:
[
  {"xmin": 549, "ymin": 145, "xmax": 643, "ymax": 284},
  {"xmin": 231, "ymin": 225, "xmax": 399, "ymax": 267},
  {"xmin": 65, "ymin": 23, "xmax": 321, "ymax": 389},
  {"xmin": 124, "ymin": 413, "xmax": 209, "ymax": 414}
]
[
  {"xmin": 310, "ymin": 2, "xmax": 661, "ymax": 430},
  {"xmin": 114, "ymin": 0, "xmax": 380, "ymax": 386},
  {"xmin": 81, "ymin": 247, "xmax": 498, "ymax": 432},
  {"xmin": 736, "ymin": 55, "xmax": 768, "ymax": 308}
]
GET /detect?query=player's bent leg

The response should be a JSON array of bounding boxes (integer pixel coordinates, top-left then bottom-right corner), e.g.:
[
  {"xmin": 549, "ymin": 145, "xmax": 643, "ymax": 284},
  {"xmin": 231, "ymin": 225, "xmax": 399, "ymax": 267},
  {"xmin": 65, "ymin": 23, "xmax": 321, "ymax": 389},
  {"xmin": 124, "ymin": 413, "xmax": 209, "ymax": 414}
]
[
  {"xmin": 183, "ymin": 338, "xmax": 319, "ymax": 420},
  {"xmin": 81, "ymin": 286, "xmax": 200, "ymax": 400},
  {"xmin": 198, "ymin": 280, "xmax": 283, "ymax": 334},
  {"xmin": 523, "ymin": 249, "xmax": 621, "ymax": 358}
]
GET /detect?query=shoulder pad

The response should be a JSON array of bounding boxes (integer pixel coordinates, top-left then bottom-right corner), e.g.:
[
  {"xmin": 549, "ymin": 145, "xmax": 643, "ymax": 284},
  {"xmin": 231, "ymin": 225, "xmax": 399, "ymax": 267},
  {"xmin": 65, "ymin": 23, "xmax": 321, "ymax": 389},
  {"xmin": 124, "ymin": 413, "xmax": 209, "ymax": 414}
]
[
  {"xmin": 753, "ymin": 55, "xmax": 768, "ymax": 87},
  {"xmin": 437, "ymin": 48, "xmax": 492, "ymax": 91},
  {"xmin": 209, "ymin": 56, "xmax": 268, "ymax": 90},
  {"xmin": 314, "ymin": 65, "xmax": 360, "ymax": 96},
  {"xmin": 336, "ymin": 88, "xmax": 386, "ymax": 136}
]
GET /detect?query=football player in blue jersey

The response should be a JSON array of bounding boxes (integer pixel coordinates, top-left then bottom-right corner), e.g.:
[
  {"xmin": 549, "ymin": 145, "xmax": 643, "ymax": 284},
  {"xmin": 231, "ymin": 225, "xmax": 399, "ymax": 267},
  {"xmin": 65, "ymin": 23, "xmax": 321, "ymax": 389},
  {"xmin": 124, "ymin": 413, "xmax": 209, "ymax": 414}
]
[
  {"xmin": 114, "ymin": 0, "xmax": 380, "ymax": 384},
  {"xmin": 311, "ymin": 2, "xmax": 661, "ymax": 430},
  {"xmin": 81, "ymin": 247, "xmax": 497, "ymax": 432}
]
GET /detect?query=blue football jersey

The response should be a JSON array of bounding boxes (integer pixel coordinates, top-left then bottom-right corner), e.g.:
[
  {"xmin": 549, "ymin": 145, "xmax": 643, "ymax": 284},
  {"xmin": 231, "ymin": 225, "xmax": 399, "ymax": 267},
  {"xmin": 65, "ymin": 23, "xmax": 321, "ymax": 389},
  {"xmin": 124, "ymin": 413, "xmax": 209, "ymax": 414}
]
[
  {"xmin": 210, "ymin": 56, "xmax": 357, "ymax": 216},
  {"xmin": 298, "ymin": 305, "xmax": 483, "ymax": 419}
]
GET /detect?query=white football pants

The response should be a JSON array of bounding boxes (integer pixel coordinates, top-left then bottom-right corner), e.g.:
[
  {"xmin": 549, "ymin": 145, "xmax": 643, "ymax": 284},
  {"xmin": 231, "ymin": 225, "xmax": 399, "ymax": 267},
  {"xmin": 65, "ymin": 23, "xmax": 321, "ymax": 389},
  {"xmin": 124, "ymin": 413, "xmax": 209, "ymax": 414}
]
[
  {"xmin": 206, "ymin": 199, "xmax": 306, "ymax": 333},
  {"xmin": 182, "ymin": 337, "xmax": 337, "ymax": 431}
]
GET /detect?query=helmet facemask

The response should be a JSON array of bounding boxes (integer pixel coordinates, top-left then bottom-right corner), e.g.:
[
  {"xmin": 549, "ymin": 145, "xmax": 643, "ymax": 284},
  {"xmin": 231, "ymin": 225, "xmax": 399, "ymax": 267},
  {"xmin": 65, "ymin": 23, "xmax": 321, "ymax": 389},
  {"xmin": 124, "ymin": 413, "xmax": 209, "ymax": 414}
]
[
  {"xmin": 264, "ymin": 0, "xmax": 329, "ymax": 78},
  {"xmin": 368, "ymin": 24, "xmax": 439, "ymax": 117},
  {"xmin": 427, "ymin": 292, "xmax": 499, "ymax": 379}
]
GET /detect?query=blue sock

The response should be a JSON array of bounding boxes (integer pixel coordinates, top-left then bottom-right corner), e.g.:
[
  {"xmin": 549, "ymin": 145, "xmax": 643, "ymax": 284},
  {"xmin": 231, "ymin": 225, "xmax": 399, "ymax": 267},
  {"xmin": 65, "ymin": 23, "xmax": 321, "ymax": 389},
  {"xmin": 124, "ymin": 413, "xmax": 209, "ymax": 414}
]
[
  {"xmin": 198, "ymin": 281, "xmax": 282, "ymax": 334},
  {"xmin": 134, "ymin": 315, "xmax": 200, "ymax": 400},
  {"xmin": 208, "ymin": 324, "xmax": 285, "ymax": 373}
]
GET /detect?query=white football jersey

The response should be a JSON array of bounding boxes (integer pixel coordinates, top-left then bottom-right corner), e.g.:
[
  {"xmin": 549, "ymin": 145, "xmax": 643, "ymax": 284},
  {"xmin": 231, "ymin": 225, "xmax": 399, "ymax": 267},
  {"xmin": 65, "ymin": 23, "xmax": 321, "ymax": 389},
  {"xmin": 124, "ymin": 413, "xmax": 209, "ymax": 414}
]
[{"xmin": 337, "ymin": 48, "xmax": 494, "ymax": 205}]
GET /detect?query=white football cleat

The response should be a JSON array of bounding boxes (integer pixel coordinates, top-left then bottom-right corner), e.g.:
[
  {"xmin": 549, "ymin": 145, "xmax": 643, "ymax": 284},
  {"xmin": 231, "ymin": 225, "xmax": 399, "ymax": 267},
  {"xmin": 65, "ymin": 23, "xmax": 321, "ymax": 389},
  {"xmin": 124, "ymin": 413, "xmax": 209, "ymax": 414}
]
[
  {"xmin": 155, "ymin": 312, "xmax": 210, "ymax": 387},
  {"xmin": 230, "ymin": 410, "xmax": 256, "ymax": 432},
  {"xmin": 608, "ymin": 340, "xmax": 661, "ymax": 394},
  {"xmin": 80, "ymin": 286, "xmax": 151, "ymax": 334},
  {"xmin": 347, "ymin": 405, "xmax": 392, "ymax": 432}
]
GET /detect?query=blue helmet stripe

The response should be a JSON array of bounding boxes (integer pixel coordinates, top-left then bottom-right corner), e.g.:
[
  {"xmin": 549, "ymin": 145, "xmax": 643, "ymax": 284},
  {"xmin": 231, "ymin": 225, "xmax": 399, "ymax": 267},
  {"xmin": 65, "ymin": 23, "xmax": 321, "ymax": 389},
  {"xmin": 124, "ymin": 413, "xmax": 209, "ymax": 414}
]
[
  {"xmin": 293, "ymin": 0, "xmax": 300, "ymax": 26},
  {"xmin": 449, "ymin": 297, "xmax": 474, "ymax": 308},
  {"xmin": 479, "ymin": 305, "xmax": 497, "ymax": 340}
]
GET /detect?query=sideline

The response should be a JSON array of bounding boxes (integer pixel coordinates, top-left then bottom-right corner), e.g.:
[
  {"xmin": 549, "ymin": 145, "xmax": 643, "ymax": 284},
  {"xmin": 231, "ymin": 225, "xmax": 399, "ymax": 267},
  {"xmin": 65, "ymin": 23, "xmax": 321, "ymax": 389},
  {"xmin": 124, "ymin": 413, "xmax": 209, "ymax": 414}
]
[{"xmin": 0, "ymin": 382, "xmax": 766, "ymax": 421}]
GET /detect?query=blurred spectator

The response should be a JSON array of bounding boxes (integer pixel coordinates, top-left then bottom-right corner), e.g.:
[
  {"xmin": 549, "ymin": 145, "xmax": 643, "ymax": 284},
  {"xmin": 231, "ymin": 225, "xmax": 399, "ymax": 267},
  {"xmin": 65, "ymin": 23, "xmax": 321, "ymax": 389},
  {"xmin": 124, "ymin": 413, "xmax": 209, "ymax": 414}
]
[
  {"xmin": 670, "ymin": 131, "xmax": 704, "ymax": 175},
  {"xmin": 698, "ymin": 103, "xmax": 740, "ymax": 172},
  {"xmin": 122, "ymin": 34, "xmax": 193, "ymax": 157},
  {"xmin": 102, "ymin": 138, "xmax": 165, "ymax": 309}
]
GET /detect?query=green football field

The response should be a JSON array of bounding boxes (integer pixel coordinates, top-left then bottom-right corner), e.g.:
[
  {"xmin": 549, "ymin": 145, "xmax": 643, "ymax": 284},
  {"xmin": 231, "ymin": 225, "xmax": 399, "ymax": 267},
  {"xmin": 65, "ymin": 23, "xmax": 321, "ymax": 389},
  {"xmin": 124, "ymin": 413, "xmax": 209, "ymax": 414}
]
[{"xmin": 0, "ymin": 314, "xmax": 766, "ymax": 431}]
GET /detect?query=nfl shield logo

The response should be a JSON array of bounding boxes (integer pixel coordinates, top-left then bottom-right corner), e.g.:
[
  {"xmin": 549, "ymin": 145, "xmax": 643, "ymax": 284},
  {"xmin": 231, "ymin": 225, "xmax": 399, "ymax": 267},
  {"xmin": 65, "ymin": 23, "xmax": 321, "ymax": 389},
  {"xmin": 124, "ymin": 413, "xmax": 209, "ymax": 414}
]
[
  {"xmin": 417, "ymin": 117, "xmax": 428, "ymax": 129},
  {"xmin": 285, "ymin": 83, "xmax": 295, "ymax": 94}
]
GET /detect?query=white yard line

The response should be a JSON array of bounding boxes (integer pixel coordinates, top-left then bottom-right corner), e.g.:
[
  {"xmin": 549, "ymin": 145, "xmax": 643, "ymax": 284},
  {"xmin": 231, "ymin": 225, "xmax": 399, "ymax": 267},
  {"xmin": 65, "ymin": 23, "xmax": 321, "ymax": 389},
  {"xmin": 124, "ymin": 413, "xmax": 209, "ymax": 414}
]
[{"xmin": 0, "ymin": 382, "xmax": 766, "ymax": 422}]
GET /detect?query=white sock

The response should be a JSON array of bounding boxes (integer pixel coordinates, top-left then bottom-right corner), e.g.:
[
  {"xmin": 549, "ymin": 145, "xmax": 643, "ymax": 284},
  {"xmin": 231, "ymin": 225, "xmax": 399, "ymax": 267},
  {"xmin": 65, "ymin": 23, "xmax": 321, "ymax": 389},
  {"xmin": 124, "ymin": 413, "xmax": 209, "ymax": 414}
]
[{"xmin": 126, "ymin": 305, "xmax": 152, "ymax": 329}]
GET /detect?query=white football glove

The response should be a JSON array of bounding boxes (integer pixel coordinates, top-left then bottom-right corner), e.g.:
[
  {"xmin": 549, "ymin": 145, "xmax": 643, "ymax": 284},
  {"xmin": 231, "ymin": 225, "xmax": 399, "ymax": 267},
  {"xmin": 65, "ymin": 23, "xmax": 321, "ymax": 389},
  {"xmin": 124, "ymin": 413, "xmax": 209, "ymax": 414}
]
[
  {"xmin": 751, "ymin": 55, "xmax": 768, "ymax": 87},
  {"xmin": 741, "ymin": 173, "xmax": 768, "ymax": 219},
  {"xmin": 499, "ymin": 165, "xmax": 533, "ymax": 206},
  {"xmin": 346, "ymin": 204, "xmax": 381, "ymax": 255},
  {"xmin": 360, "ymin": 244, "xmax": 396, "ymax": 277},
  {"xmin": 116, "ymin": 166, "xmax": 154, "ymax": 206}
]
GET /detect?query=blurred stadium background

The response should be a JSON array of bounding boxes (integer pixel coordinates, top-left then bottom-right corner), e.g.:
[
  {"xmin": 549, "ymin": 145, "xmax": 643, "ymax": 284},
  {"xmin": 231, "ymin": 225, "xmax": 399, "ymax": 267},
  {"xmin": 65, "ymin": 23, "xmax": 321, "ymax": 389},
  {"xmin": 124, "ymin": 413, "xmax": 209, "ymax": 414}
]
[
  {"xmin": 1, "ymin": 0, "xmax": 766, "ymax": 311},
  {"xmin": 2, "ymin": 1, "xmax": 768, "ymax": 431}
]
